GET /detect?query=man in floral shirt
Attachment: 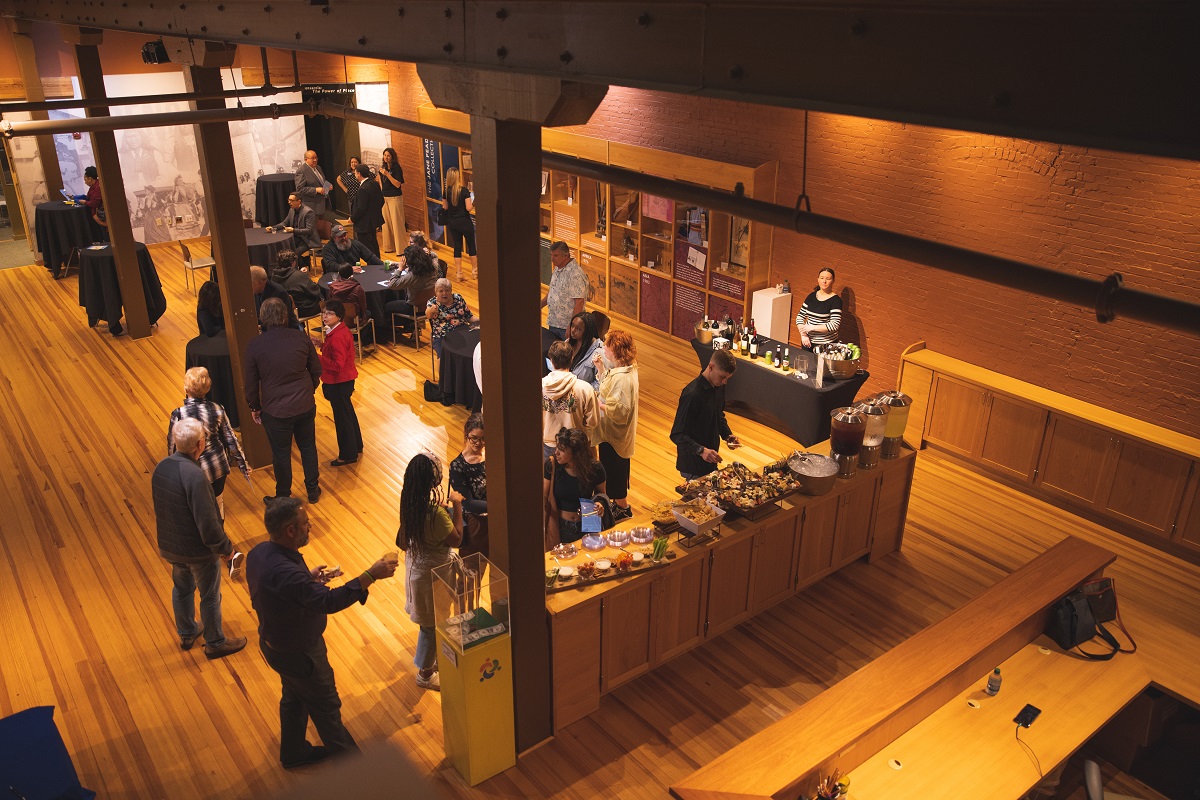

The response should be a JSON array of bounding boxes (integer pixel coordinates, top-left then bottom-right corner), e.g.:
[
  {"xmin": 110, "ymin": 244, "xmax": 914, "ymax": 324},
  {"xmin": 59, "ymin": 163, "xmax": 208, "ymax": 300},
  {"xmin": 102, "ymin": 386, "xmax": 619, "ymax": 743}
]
[
  {"xmin": 426, "ymin": 278, "xmax": 478, "ymax": 357},
  {"xmin": 541, "ymin": 241, "xmax": 589, "ymax": 339}
]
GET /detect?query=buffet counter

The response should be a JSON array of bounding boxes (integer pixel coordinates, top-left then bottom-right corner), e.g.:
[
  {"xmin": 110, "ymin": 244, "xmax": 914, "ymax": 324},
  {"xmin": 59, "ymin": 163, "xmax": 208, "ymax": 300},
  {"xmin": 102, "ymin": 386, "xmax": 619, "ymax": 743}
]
[{"xmin": 546, "ymin": 443, "xmax": 917, "ymax": 731}]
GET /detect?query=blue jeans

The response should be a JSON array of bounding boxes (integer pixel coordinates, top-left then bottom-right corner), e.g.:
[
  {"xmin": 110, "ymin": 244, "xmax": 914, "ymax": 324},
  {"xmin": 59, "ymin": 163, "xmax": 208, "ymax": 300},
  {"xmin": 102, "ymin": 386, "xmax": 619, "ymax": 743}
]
[
  {"xmin": 170, "ymin": 559, "xmax": 225, "ymax": 646},
  {"xmin": 548, "ymin": 326, "xmax": 567, "ymax": 340},
  {"xmin": 415, "ymin": 625, "xmax": 437, "ymax": 671}
]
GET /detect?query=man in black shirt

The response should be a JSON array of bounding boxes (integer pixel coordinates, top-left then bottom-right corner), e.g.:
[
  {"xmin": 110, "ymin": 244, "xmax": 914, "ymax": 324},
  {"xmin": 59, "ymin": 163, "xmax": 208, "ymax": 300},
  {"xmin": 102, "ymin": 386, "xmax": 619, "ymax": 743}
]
[
  {"xmin": 670, "ymin": 349, "xmax": 741, "ymax": 478},
  {"xmin": 246, "ymin": 498, "xmax": 397, "ymax": 769},
  {"xmin": 349, "ymin": 164, "xmax": 385, "ymax": 257},
  {"xmin": 319, "ymin": 223, "xmax": 385, "ymax": 271}
]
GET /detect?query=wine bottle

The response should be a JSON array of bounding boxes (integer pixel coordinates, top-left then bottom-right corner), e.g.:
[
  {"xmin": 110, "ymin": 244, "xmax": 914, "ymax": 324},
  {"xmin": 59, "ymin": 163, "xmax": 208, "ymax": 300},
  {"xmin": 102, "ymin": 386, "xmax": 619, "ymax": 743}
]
[
  {"xmin": 749, "ymin": 332, "xmax": 759, "ymax": 359},
  {"xmin": 740, "ymin": 331, "xmax": 749, "ymax": 356},
  {"xmin": 748, "ymin": 318, "xmax": 757, "ymax": 339},
  {"xmin": 775, "ymin": 345, "xmax": 783, "ymax": 368}
]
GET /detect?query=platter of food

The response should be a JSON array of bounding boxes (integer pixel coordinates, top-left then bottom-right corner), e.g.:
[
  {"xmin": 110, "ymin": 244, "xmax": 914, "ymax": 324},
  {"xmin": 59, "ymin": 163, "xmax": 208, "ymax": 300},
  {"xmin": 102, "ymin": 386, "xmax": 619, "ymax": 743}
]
[
  {"xmin": 545, "ymin": 541, "xmax": 674, "ymax": 593},
  {"xmin": 675, "ymin": 461, "xmax": 801, "ymax": 519},
  {"xmin": 672, "ymin": 499, "xmax": 725, "ymax": 536}
]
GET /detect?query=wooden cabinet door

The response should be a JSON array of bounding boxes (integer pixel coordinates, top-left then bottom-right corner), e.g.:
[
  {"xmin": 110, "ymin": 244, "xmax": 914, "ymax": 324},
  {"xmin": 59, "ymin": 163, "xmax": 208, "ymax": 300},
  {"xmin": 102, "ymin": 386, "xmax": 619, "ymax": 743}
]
[
  {"xmin": 1102, "ymin": 439, "xmax": 1192, "ymax": 537},
  {"xmin": 600, "ymin": 579, "xmax": 654, "ymax": 692},
  {"xmin": 870, "ymin": 457, "xmax": 916, "ymax": 561},
  {"xmin": 750, "ymin": 514, "xmax": 800, "ymax": 613},
  {"xmin": 1173, "ymin": 469, "xmax": 1200, "ymax": 553},
  {"xmin": 1035, "ymin": 415, "xmax": 1114, "ymax": 506},
  {"xmin": 797, "ymin": 495, "xmax": 839, "ymax": 587},
  {"xmin": 978, "ymin": 393, "xmax": 1048, "ymax": 482},
  {"xmin": 924, "ymin": 376, "xmax": 988, "ymax": 458},
  {"xmin": 834, "ymin": 479, "xmax": 880, "ymax": 568},
  {"xmin": 652, "ymin": 556, "xmax": 709, "ymax": 665},
  {"xmin": 705, "ymin": 534, "xmax": 756, "ymax": 639},
  {"xmin": 551, "ymin": 600, "xmax": 602, "ymax": 731}
]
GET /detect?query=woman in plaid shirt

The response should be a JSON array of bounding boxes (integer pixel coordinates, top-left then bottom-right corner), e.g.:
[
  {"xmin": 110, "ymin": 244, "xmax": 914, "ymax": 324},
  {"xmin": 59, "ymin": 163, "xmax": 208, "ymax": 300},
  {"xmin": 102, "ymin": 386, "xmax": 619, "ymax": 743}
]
[{"xmin": 168, "ymin": 367, "xmax": 250, "ymax": 517}]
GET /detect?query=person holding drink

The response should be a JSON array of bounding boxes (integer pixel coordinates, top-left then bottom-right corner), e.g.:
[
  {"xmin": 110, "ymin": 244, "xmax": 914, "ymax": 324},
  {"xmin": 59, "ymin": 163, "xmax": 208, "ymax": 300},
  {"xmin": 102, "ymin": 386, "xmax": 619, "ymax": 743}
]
[
  {"xmin": 397, "ymin": 452, "xmax": 462, "ymax": 691},
  {"xmin": 246, "ymin": 498, "xmax": 398, "ymax": 769}
]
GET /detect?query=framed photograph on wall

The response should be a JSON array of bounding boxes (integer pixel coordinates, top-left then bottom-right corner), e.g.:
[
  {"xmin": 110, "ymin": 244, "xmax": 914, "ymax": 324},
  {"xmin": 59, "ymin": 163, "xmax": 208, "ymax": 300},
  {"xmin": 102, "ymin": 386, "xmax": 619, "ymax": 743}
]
[
  {"xmin": 461, "ymin": 151, "xmax": 473, "ymax": 171},
  {"xmin": 729, "ymin": 216, "xmax": 750, "ymax": 268}
]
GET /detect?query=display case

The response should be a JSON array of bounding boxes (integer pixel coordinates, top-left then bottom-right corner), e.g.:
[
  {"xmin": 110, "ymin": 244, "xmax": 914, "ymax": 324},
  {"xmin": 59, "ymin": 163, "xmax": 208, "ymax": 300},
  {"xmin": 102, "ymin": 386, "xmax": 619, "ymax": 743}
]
[
  {"xmin": 432, "ymin": 554, "xmax": 515, "ymax": 785},
  {"xmin": 416, "ymin": 106, "xmax": 778, "ymax": 337},
  {"xmin": 432, "ymin": 553, "xmax": 509, "ymax": 652}
]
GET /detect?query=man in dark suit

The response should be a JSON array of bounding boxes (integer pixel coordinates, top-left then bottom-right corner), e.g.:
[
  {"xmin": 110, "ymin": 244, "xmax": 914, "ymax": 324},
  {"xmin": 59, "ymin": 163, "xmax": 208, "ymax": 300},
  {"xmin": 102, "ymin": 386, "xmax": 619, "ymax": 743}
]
[
  {"xmin": 349, "ymin": 164, "xmax": 385, "ymax": 257},
  {"xmin": 267, "ymin": 193, "xmax": 321, "ymax": 264},
  {"xmin": 294, "ymin": 150, "xmax": 329, "ymax": 219}
]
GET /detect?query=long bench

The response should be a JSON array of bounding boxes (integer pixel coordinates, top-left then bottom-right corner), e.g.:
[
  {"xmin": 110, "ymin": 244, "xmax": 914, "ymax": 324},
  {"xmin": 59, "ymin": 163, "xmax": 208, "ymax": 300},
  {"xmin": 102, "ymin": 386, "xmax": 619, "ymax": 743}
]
[{"xmin": 670, "ymin": 534, "xmax": 1117, "ymax": 800}]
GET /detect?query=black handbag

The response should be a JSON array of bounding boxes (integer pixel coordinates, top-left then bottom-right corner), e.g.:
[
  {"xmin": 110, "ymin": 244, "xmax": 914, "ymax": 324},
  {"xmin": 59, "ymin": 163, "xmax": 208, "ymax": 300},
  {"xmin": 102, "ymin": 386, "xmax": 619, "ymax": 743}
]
[
  {"xmin": 1045, "ymin": 578, "xmax": 1131, "ymax": 661},
  {"xmin": 435, "ymin": 204, "xmax": 448, "ymax": 226}
]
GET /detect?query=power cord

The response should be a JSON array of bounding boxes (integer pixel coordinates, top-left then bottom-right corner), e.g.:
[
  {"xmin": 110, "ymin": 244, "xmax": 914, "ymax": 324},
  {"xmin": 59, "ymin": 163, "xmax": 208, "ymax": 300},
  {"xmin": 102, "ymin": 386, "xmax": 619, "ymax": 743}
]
[{"xmin": 1016, "ymin": 724, "xmax": 1043, "ymax": 777}]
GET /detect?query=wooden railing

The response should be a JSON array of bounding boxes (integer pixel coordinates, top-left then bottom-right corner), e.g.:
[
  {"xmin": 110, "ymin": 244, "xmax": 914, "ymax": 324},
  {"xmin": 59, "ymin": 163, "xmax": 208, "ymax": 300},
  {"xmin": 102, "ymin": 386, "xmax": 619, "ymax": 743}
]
[{"xmin": 671, "ymin": 535, "xmax": 1117, "ymax": 800}]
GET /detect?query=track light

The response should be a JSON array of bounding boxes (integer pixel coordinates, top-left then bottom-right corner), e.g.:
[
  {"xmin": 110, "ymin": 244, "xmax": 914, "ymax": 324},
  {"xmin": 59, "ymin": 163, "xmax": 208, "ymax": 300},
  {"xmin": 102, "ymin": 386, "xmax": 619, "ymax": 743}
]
[{"xmin": 141, "ymin": 39, "xmax": 170, "ymax": 65}]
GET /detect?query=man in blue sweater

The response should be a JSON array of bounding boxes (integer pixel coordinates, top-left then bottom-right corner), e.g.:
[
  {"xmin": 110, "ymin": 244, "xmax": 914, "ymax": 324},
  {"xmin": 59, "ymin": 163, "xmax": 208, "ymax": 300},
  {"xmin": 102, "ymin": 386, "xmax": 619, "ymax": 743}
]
[{"xmin": 152, "ymin": 417, "xmax": 247, "ymax": 659}]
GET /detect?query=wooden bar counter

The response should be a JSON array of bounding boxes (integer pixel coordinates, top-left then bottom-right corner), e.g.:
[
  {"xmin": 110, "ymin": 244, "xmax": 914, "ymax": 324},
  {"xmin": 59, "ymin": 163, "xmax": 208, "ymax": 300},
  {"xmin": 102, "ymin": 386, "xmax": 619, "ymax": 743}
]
[{"xmin": 546, "ymin": 444, "xmax": 918, "ymax": 732}]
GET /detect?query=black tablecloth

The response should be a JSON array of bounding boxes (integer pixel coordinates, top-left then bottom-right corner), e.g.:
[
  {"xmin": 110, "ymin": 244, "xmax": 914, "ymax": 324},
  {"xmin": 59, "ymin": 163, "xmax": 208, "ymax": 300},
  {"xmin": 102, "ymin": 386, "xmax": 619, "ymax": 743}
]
[
  {"xmin": 692, "ymin": 338, "xmax": 869, "ymax": 446},
  {"xmin": 439, "ymin": 326, "xmax": 483, "ymax": 410},
  {"xmin": 245, "ymin": 227, "xmax": 292, "ymax": 269},
  {"xmin": 318, "ymin": 263, "xmax": 395, "ymax": 340},
  {"xmin": 34, "ymin": 201, "xmax": 93, "ymax": 274},
  {"xmin": 255, "ymin": 173, "xmax": 296, "ymax": 227},
  {"xmin": 185, "ymin": 332, "xmax": 240, "ymax": 428},
  {"xmin": 78, "ymin": 243, "xmax": 167, "ymax": 329}
]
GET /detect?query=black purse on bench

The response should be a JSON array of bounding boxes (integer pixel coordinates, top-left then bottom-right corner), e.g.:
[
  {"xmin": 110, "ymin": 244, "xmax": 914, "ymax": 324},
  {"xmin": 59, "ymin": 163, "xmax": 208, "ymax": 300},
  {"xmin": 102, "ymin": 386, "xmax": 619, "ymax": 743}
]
[{"xmin": 1045, "ymin": 577, "xmax": 1137, "ymax": 660}]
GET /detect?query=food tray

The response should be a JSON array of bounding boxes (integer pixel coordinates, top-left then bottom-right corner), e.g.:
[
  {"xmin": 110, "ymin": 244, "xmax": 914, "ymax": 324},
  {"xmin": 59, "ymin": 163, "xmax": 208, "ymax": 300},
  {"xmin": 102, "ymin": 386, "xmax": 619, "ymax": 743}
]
[
  {"xmin": 546, "ymin": 551, "xmax": 675, "ymax": 593},
  {"xmin": 723, "ymin": 499, "xmax": 781, "ymax": 521},
  {"xmin": 673, "ymin": 502, "xmax": 725, "ymax": 537}
]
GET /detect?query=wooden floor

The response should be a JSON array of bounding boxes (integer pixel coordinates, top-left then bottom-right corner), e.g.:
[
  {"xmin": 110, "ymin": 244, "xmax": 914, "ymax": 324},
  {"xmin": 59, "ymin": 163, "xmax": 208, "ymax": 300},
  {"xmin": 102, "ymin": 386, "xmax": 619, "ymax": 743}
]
[{"xmin": 0, "ymin": 243, "xmax": 1197, "ymax": 799}]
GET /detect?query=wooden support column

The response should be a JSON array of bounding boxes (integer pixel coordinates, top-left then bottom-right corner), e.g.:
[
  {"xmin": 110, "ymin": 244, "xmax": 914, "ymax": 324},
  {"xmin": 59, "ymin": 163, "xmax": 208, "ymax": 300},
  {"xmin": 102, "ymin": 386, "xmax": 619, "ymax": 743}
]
[
  {"xmin": 69, "ymin": 29, "xmax": 150, "ymax": 339},
  {"xmin": 7, "ymin": 19, "xmax": 62, "ymax": 199},
  {"xmin": 418, "ymin": 64, "xmax": 607, "ymax": 752},
  {"xmin": 470, "ymin": 115, "xmax": 552, "ymax": 750},
  {"xmin": 182, "ymin": 61, "xmax": 272, "ymax": 467}
]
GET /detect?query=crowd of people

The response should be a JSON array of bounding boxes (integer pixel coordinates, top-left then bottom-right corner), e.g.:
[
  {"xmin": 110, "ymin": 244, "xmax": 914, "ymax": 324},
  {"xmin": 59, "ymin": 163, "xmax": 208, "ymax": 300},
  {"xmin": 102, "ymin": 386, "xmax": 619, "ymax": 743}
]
[{"xmin": 152, "ymin": 145, "xmax": 840, "ymax": 772}]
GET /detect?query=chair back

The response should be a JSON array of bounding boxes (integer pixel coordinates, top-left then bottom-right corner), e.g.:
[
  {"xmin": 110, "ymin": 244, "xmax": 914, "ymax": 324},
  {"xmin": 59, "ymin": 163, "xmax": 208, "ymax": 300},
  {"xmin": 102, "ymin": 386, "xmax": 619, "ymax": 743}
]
[
  {"xmin": 342, "ymin": 301, "xmax": 359, "ymax": 328},
  {"xmin": 315, "ymin": 219, "xmax": 333, "ymax": 241},
  {"xmin": 180, "ymin": 241, "xmax": 193, "ymax": 265},
  {"xmin": 412, "ymin": 287, "xmax": 435, "ymax": 314}
]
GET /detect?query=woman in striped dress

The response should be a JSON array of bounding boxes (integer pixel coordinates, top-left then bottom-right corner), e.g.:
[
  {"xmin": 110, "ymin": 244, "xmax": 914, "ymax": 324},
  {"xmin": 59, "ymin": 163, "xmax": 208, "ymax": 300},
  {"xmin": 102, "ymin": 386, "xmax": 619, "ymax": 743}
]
[{"xmin": 795, "ymin": 267, "xmax": 842, "ymax": 350}]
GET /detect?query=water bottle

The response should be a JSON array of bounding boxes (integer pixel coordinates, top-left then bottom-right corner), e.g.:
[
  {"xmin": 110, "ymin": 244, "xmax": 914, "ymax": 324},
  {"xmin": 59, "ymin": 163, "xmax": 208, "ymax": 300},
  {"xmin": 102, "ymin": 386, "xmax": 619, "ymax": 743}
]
[{"xmin": 985, "ymin": 668, "xmax": 1002, "ymax": 696}]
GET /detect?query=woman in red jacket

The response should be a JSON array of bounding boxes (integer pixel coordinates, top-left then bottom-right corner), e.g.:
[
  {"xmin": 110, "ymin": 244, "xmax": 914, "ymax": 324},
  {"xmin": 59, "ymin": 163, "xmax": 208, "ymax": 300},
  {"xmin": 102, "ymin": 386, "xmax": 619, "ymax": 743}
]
[{"xmin": 311, "ymin": 299, "xmax": 362, "ymax": 466}]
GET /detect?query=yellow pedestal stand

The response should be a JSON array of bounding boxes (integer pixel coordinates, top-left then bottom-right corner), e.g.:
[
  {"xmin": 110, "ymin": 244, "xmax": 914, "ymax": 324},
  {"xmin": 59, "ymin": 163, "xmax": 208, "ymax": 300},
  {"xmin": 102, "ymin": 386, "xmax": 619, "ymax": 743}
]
[{"xmin": 432, "ymin": 555, "xmax": 515, "ymax": 786}]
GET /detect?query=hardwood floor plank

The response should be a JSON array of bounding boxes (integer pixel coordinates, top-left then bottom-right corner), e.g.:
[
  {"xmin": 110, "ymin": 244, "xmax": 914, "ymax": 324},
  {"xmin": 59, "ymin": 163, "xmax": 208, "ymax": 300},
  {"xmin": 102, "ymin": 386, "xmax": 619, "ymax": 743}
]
[{"xmin": 0, "ymin": 249, "xmax": 1197, "ymax": 799}]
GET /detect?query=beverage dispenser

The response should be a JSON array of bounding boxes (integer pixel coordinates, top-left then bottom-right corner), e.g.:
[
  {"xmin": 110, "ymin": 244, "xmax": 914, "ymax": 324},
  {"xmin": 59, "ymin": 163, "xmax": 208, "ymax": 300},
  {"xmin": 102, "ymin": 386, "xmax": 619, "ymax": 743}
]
[
  {"xmin": 876, "ymin": 390, "xmax": 913, "ymax": 458},
  {"xmin": 829, "ymin": 406, "xmax": 867, "ymax": 479},
  {"xmin": 854, "ymin": 399, "xmax": 889, "ymax": 469}
]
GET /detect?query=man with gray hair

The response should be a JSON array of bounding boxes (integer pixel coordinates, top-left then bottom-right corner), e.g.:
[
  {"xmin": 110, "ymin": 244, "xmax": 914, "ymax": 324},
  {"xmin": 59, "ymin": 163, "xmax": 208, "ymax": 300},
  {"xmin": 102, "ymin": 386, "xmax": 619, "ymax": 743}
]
[
  {"xmin": 250, "ymin": 265, "xmax": 299, "ymax": 330},
  {"xmin": 152, "ymin": 416, "xmax": 247, "ymax": 659}
]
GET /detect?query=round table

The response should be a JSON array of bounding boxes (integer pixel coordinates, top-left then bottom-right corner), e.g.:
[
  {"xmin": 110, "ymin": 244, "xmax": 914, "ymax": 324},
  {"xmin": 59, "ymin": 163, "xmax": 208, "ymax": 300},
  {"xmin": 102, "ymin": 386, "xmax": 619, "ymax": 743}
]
[
  {"xmin": 318, "ymin": 262, "xmax": 396, "ymax": 340},
  {"xmin": 255, "ymin": 173, "xmax": 295, "ymax": 227},
  {"xmin": 185, "ymin": 332, "xmax": 240, "ymax": 428},
  {"xmin": 34, "ymin": 201, "xmax": 93, "ymax": 275},
  {"xmin": 245, "ymin": 227, "xmax": 292, "ymax": 269},
  {"xmin": 78, "ymin": 242, "xmax": 167, "ymax": 334},
  {"xmin": 439, "ymin": 325, "xmax": 483, "ymax": 411}
]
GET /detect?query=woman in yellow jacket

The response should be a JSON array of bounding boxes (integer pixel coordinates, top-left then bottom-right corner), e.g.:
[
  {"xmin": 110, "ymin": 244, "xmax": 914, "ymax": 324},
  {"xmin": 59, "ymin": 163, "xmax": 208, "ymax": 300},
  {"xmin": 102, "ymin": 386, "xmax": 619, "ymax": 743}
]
[{"xmin": 591, "ymin": 329, "xmax": 639, "ymax": 520}]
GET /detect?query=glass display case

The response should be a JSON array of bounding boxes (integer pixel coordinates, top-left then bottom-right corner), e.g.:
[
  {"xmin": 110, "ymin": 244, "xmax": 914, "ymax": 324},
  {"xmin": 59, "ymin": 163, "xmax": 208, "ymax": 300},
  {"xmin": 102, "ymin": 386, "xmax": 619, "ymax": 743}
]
[{"xmin": 432, "ymin": 554, "xmax": 509, "ymax": 653}]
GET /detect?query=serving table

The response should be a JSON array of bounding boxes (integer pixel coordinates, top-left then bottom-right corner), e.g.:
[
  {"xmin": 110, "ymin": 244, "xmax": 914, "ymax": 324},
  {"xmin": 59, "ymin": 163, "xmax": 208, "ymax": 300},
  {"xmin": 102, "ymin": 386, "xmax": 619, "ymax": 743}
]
[{"xmin": 546, "ymin": 443, "xmax": 917, "ymax": 731}]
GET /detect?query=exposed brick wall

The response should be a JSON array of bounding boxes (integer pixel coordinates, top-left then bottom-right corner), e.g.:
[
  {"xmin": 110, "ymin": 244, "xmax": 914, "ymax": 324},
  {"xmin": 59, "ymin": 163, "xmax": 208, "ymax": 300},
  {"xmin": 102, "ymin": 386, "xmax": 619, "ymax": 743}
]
[
  {"xmin": 387, "ymin": 62, "xmax": 432, "ymax": 233},
  {"xmin": 392, "ymin": 81, "xmax": 1200, "ymax": 438}
]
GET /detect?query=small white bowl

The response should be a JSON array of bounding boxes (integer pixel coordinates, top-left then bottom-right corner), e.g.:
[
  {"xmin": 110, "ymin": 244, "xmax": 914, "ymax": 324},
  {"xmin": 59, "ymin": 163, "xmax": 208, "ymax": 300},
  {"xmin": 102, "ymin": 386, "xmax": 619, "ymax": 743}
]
[
  {"xmin": 557, "ymin": 566, "xmax": 576, "ymax": 579},
  {"xmin": 594, "ymin": 559, "xmax": 612, "ymax": 571},
  {"xmin": 631, "ymin": 552, "xmax": 645, "ymax": 563}
]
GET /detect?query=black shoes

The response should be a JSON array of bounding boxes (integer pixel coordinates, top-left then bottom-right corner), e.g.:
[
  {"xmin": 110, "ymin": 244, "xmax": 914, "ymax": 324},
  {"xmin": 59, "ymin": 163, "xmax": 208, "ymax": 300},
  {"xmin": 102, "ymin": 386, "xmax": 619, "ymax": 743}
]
[
  {"xmin": 307, "ymin": 487, "xmax": 322, "ymax": 504},
  {"xmin": 330, "ymin": 457, "xmax": 357, "ymax": 467},
  {"xmin": 612, "ymin": 505, "xmax": 634, "ymax": 522},
  {"xmin": 282, "ymin": 745, "xmax": 330, "ymax": 770},
  {"xmin": 180, "ymin": 634, "xmax": 200, "ymax": 651}
]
